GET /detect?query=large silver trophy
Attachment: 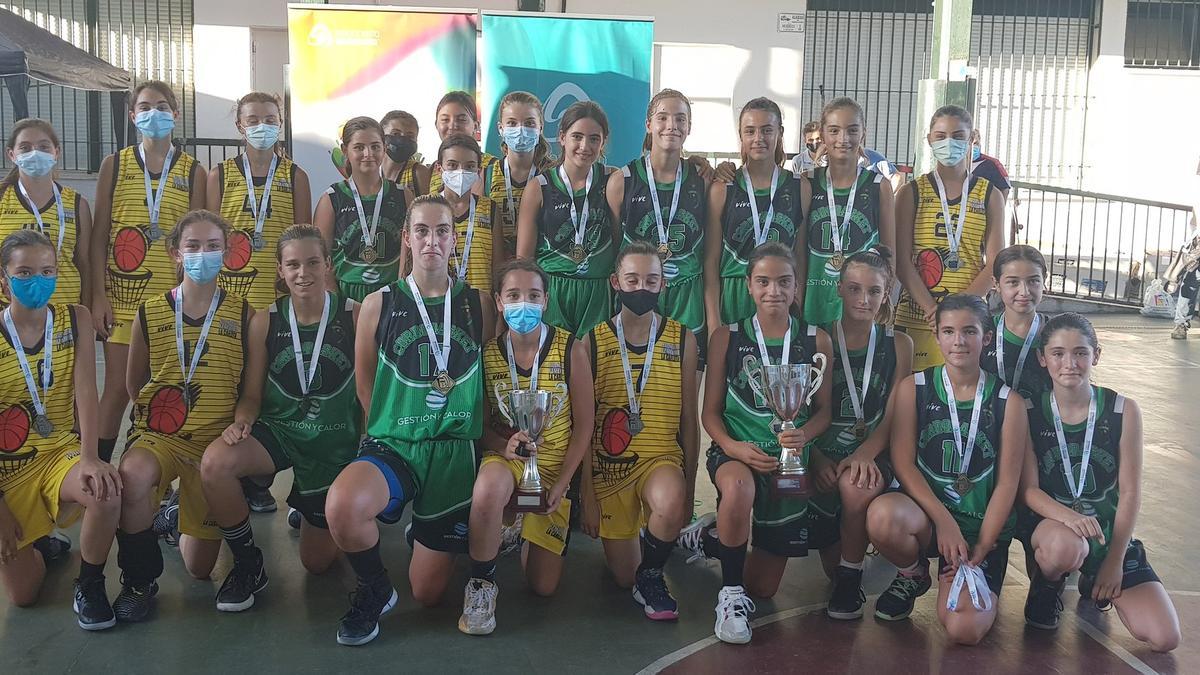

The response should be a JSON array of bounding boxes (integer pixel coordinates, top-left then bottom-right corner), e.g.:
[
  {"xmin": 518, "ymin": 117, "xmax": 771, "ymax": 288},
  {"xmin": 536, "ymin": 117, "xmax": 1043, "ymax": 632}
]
[
  {"xmin": 748, "ymin": 357, "xmax": 826, "ymax": 499},
  {"xmin": 494, "ymin": 382, "xmax": 569, "ymax": 512}
]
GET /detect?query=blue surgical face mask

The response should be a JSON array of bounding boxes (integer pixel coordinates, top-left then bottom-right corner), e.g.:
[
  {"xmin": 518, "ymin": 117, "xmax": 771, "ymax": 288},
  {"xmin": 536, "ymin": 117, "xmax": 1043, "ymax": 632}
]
[
  {"xmin": 971, "ymin": 144, "xmax": 981, "ymax": 161},
  {"xmin": 181, "ymin": 250, "xmax": 225, "ymax": 284},
  {"xmin": 244, "ymin": 123, "xmax": 281, "ymax": 150},
  {"xmin": 501, "ymin": 125, "xmax": 540, "ymax": 154},
  {"xmin": 135, "ymin": 109, "xmax": 176, "ymax": 140},
  {"xmin": 503, "ymin": 301, "xmax": 543, "ymax": 334},
  {"xmin": 9, "ymin": 275, "xmax": 57, "ymax": 309},
  {"xmin": 13, "ymin": 150, "xmax": 56, "ymax": 177},
  {"xmin": 930, "ymin": 138, "xmax": 969, "ymax": 167}
]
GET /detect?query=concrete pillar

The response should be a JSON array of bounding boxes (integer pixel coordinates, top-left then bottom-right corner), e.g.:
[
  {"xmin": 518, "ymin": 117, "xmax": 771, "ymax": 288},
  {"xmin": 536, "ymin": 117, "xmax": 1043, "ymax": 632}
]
[{"xmin": 914, "ymin": 0, "xmax": 974, "ymax": 173}]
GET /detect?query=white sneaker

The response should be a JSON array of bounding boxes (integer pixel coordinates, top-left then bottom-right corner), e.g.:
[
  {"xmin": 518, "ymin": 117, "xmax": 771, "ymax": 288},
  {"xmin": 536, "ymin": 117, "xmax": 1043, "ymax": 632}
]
[
  {"xmin": 676, "ymin": 512, "xmax": 716, "ymax": 564},
  {"xmin": 499, "ymin": 513, "xmax": 525, "ymax": 557},
  {"xmin": 457, "ymin": 578, "xmax": 499, "ymax": 635},
  {"xmin": 714, "ymin": 585, "xmax": 755, "ymax": 644}
]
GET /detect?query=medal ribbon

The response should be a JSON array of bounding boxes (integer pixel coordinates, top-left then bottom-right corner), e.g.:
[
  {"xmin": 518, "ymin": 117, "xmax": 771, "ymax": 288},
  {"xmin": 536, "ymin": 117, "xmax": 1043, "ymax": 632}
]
[
  {"xmin": 446, "ymin": 194, "xmax": 477, "ymax": 281},
  {"xmin": 349, "ymin": 175, "xmax": 385, "ymax": 249},
  {"xmin": 3, "ymin": 306, "xmax": 53, "ymax": 424},
  {"xmin": 996, "ymin": 313, "xmax": 1040, "ymax": 392},
  {"xmin": 931, "ymin": 167, "xmax": 970, "ymax": 261},
  {"xmin": 644, "ymin": 153, "xmax": 682, "ymax": 252},
  {"xmin": 506, "ymin": 323, "xmax": 548, "ymax": 392},
  {"xmin": 559, "ymin": 164, "xmax": 593, "ymax": 248},
  {"xmin": 941, "ymin": 367, "xmax": 985, "ymax": 485},
  {"xmin": 287, "ymin": 292, "xmax": 331, "ymax": 397},
  {"xmin": 752, "ymin": 314, "xmax": 791, "ymax": 367},
  {"xmin": 836, "ymin": 321, "xmax": 876, "ymax": 426},
  {"xmin": 1050, "ymin": 387, "xmax": 1097, "ymax": 507},
  {"xmin": 743, "ymin": 165, "xmax": 780, "ymax": 246},
  {"xmin": 946, "ymin": 563, "xmax": 993, "ymax": 612},
  {"xmin": 16, "ymin": 179, "xmax": 65, "ymax": 253},
  {"xmin": 241, "ymin": 154, "xmax": 279, "ymax": 243},
  {"xmin": 406, "ymin": 274, "xmax": 453, "ymax": 383},
  {"xmin": 503, "ymin": 157, "xmax": 536, "ymax": 226},
  {"xmin": 614, "ymin": 313, "xmax": 658, "ymax": 418},
  {"xmin": 139, "ymin": 143, "xmax": 176, "ymax": 231},
  {"xmin": 824, "ymin": 165, "xmax": 863, "ymax": 258},
  {"xmin": 174, "ymin": 286, "xmax": 222, "ymax": 392}
]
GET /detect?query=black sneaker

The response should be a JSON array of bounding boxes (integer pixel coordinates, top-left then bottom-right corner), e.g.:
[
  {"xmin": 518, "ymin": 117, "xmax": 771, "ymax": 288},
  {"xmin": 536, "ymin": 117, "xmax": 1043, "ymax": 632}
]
[
  {"xmin": 632, "ymin": 567, "xmax": 679, "ymax": 621},
  {"xmin": 33, "ymin": 532, "xmax": 72, "ymax": 563},
  {"xmin": 242, "ymin": 479, "xmax": 277, "ymax": 513},
  {"xmin": 113, "ymin": 578, "xmax": 159, "ymax": 622},
  {"xmin": 152, "ymin": 491, "xmax": 180, "ymax": 547},
  {"xmin": 216, "ymin": 549, "xmax": 269, "ymax": 612},
  {"xmin": 874, "ymin": 566, "xmax": 932, "ymax": 621},
  {"xmin": 73, "ymin": 576, "xmax": 116, "ymax": 631},
  {"xmin": 1024, "ymin": 568, "xmax": 1066, "ymax": 629},
  {"xmin": 336, "ymin": 582, "xmax": 399, "ymax": 646},
  {"xmin": 827, "ymin": 565, "xmax": 866, "ymax": 620},
  {"xmin": 287, "ymin": 508, "xmax": 302, "ymax": 530}
]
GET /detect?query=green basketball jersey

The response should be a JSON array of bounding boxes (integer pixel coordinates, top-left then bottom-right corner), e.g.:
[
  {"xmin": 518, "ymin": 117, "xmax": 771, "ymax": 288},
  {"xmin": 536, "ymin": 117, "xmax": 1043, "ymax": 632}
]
[
  {"xmin": 980, "ymin": 313, "xmax": 1053, "ymax": 405},
  {"xmin": 816, "ymin": 324, "xmax": 898, "ymax": 462},
  {"xmin": 365, "ymin": 280, "xmax": 483, "ymax": 444},
  {"xmin": 327, "ymin": 179, "xmax": 407, "ymax": 292},
  {"xmin": 914, "ymin": 366, "xmax": 1014, "ymax": 541},
  {"xmin": 1028, "ymin": 386, "xmax": 1125, "ymax": 575},
  {"xmin": 803, "ymin": 167, "xmax": 884, "ymax": 325},
  {"xmin": 619, "ymin": 157, "xmax": 707, "ymax": 283},
  {"xmin": 534, "ymin": 163, "xmax": 615, "ymax": 279},
  {"xmin": 260, "ymin": 293, "xmax": 361, "ymax": 493},
  {"xmin": 717, "ymin": 169, "xmax": 803, "ymax": 280}
]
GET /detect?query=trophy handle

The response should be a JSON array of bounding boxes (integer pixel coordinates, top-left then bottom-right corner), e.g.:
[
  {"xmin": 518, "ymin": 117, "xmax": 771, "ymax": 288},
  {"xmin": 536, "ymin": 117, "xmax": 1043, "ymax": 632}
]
[
  {"xmin": 806, "ymin": 353, "xmax": 827, "ymax": 407},
  {"xmin": 746, "ymin": 363, "xmax": 765, "ymax": 404},
  {"xmin": 548, "ymin": 382, "xmax": 570, "ymax": 420},
  {"xmin": 493, "ymin": 381, "xmax": 515, "ymax": 426}
]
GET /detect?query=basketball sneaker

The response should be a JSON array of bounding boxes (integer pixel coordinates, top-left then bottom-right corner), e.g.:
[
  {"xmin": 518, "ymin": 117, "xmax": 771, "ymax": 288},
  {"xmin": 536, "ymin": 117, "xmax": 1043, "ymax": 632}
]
[
  {"xmin": 242, "ymin": 478, "xmax": 277, "ymax": 513},
  {"xmin": 33, "ymin": 532, "xmax": 71, "ymax": 563},
  {"xmin": 73, "ymin": 576, "xmax": 116, "ymax": 631},
  {"xmin": 287, "ymin": 508, "xmax": 302, "ymax": 530},
  {"xmin": 633, "ymin": 567, "xmax": 679, "ymax": 620},
  {"xmin": 113, "ymin": 577, "xmax": 158, "ymax": 622},
  {"xmin": 874, "ymin": 563, "xmax": 931, "ymax": 621},
  {"xmin": 826, "ymin": 565, "xmax": 866, "ymax": 620},
  {"xmin": 458, "ymin": 578, "xmax": 499, "ymax": 635},
  {"xmin": 337, "ymin": 582, "xmax": 398, "ymax": 646},
  {"xmin": 676, "ymin": 512, "xmax": 716, "ymax": 564},
  {"xmin": 499, "ymin": 514, "xmax": 524, "ymax": 557},
  {"xmin": 152, "ymin": 490, "xmax": 179, "ymax": 547},
  {"xmin": 714, "ymin": 585, "xmax": 755, "ymax": 644},
  {"xmin": 216, "ymin": 548, "xmax": 269, "ymax": 612},
  {"xmin": 1171, "ymin": 324, "xmax": 1188, "ymax": 340},
  {"xmin": 1024, "ymin": 568, "xmax": 1066, "ymax": 630}
]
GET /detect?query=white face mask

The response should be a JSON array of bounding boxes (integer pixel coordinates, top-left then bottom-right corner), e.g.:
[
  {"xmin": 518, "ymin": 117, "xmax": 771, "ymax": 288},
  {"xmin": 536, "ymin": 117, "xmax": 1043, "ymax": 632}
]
[{"xmin": 442, "ymin": 168, "xmax": 479, "ymax": 196}]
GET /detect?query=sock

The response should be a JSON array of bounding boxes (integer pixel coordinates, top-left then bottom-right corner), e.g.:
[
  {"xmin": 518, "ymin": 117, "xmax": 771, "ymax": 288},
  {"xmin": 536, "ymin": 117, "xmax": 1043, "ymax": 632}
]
[
  {"xmin": 97, "ymin": 437, "xmax": 117, "ymax": 463},
  {"xmin": 116, "ymin": 528, "xmax": 163, "ymax": 585},
  {"xmin": 637, "ymin": 530, "xmax": 675, "ymax": 573},
  {"xmin": 470, "ymin": 557, "xmax": 497, "ymax": 583},
  {"xmin": 220, "ymin": 517, "xmax": 257, "ymax": 563},
  {"xmin": 78, "ymin": 559, "xmax": 105, "ymax": 584},
  {"xmin": 898, "ymin": 559, "xmax": 925, "ymax": 576},
  {"xmin": 720, "ymin": 541, "xmax": 748, "ymax": 588},
  {"xmin": 839, "ymin": 557, "xmax": 864, "ymax": 571},
  {"xmin": 701, "ymin": 527, "xmax": 720, "ymax": 559},
  {"xmin": 345, "ymin": 541, "xmax": 388, "ymax": 587}
]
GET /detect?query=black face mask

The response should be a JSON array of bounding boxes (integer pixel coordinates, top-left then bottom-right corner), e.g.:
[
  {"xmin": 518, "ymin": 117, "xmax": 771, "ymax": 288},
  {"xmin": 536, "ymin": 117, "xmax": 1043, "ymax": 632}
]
[
  {"xmin": 617, "ymin": 289, "xmax": 660, "ymax": 316},
  {"xmin": 806, "ymin": 142, "xmax": 820, "ymax": 153},
  {"xmin": 385, "ymin": 135, "xmax": 417, "ymax": 164}
]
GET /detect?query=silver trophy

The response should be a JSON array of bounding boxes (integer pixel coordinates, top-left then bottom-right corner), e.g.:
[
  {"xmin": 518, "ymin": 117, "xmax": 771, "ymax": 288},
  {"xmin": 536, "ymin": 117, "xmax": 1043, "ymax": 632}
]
[
  {"xmin": 747, "ymin": 357, "xmax": 827, "ymax": 498},
  {"xmin": 494, "ymin": 382, "xmax": 569, "ymax": 512}
]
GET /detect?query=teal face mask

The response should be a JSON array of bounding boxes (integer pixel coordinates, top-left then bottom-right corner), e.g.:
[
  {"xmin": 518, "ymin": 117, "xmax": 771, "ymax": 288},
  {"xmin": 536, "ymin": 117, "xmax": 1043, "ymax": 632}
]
[
  {"xmin": 930, "ymin": 138, "xmax": 969, "ymax": 167},
  {"xmin": 503, "ymin": 301, "xmax": 543, "ymax": 334},
  {"xmin": 181, "ymin": 250, "xmax": 224, "ymax": 284},
  {"xmin": 9, "ymin": 275, "xmax": 57, "ymax": 309}
]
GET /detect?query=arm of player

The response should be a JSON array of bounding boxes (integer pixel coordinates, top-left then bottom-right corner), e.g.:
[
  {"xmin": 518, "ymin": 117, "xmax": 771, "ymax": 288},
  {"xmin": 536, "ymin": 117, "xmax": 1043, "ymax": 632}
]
[
  {"xmin": 74, "ymin": 196, "xmax": 93, "ymax": 305},
  {"xmin": 292, "ymin": 166, "xmax": 313, "ymax": 225},
  {"xmin": 354, "ymin": 290, "xmax": 383, "ymax": 416},
  {"xmin": 702, "ymin": 327, "xmax": 778, "ymax": 474},
  {"xmin": 189, "ymin": 165, "xmax": 207, "ymax": 211},
  {"xmin": 515, "ymin": 179, "xmax": 541, "ymax": 261},
  {"xmin": 605, "ymin": 168, "xmax": 625, "ymax": 248},
  {"xmin": 965, "ymin": 187, "xmax": 1006, "ymax": 297},
  {"xmin": 893, "ymin": 183, "xmax": 936, "ymax": 325},
  {"xmin": 225, "ymin": 309, "xmax": 269, "ymax": 442},
  {"xmin": 89, "ymin": 155, "xmax": 115, "ymax": 339},
  {"xmin": 1095, "ymin": 397, "xmax": 1144, "ymax": 601},
  {"xmin": 703, "ymin": 182, "xmax": 727, "ymax": 334},
  {"xmin": 890, "ymin": 375, "xmax": 962, "ymax": 542},
  {"xmin": 679, "ymin": 330, "xmax": 701, "ymax": 525},
  {"xmin": 71, "ymin": 305, "xmax": 120, "ymax": 500},
  {"xmin": 973, "ymin": 390, "xmax": 1028, "ymax": 564},
  {"xmin": 125, "ymin": 307, "xmax": 151, "ymax": 402},
  {"xmin": 205, "ymin": 163, "xmax": 222, "ymax": 212},
  {"xmin": 313, "ymin": 193, "xmax": 338, "ymax": 291},
  {"xmin": 794, "ymin": 177, "xmax": 812, "ymax": 312},
  {"xmin": 794, "ymin": 328, "xmax": 834, "ymax": 444},
  {"xmin": 553, "ymin": 339, "xmax": 596, "ymax": 508},
  {"xmin": 844, "ymin": 330, "xmax": 914, "ymax": 468}
]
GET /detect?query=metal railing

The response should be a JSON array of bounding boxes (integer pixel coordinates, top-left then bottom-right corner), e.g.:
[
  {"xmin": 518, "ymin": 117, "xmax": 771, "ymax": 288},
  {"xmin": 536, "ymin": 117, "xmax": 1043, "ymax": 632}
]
[
  {"xmin": 180, "ymin": 138, "xmax": 246, "ymax": 168},
  {"xmin": 1010, "ymin": 180, "xmax": 1194, "ymax": 306}
]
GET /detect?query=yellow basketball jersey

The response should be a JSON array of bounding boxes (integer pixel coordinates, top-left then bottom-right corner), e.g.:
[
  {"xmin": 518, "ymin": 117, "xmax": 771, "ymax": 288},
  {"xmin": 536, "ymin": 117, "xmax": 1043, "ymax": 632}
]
[
  {"xmin": 486, "ymin": 157, "xmax": 546, "ymax": 255},
  {"xmin": 589, "ymin": 316, "xmax": 684, "ymax": 499},
  {"xmin": 395, "ymin": 159, "xmax": 421, "ymax": 195},
  {"xmin": 0, "ymin": 185, "xmax": 83, "ymax": 304},
  {"xmin": 216, "ymin": 155, "xmax": 297, "ymax": 309},
  {"xmin": 106, "ymin": 145, "xmax": 198, "ymax": 318},
  {"xmin": 450, "ymin": 195, "xmax": 497, "ymax": 295},
  {"xmin": 482, "ymin": 326, "xmax": 573, "ymax": 481},
  {"xmin": 428, "ymin": 152, "xmax": 500, "ymax": 195},
  {"xmin": 0, "ymin": 303, "xmax": 79, "ymax": 488},
  {"xmin": 895, "ymin": 174, "xmax": 994, "ymax": 328},
  {"xmin": 131, "ymin": 289, "xmax": 246, "ymax": 457}
]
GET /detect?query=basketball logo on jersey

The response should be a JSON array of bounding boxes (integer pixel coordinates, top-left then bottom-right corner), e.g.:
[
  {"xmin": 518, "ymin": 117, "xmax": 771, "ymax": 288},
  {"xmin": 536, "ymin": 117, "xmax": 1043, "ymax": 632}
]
[
  {"xmin": 109, "ymin": 227, "xmax": 153, "ymax": 311},
  {"xmin": 220, "ymin": 230, "xmax": 259, "ymax": 299},
  {"xmin": 597, "ymin": 407, "xmax": 639, "ymax": 489},
  {"xmin": 146, "ymin": 383, "xmax": 198, "ymax": 435},
  {"xmin": 0, "ymin": 403, "xmax": 38, "ymax": 479}
]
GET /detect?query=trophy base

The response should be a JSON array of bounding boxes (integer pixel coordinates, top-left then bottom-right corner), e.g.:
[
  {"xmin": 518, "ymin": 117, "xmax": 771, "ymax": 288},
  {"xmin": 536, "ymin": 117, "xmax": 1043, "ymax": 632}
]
[
  {"xmin": 509, "ymin": 488, "xmax": 548, "ymax": 513},
  {"xmin": 770, "ymin": 472, "xmax": 811, "ymax": 500}
]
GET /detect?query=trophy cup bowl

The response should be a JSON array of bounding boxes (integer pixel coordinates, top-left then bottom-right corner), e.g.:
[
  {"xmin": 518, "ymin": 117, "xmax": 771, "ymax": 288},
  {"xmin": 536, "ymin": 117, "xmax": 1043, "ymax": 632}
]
[
  {"xmin": 494, "ymin": 383, "xmax": 568, "ymax": 513},
  {"xmin": 748, "ymin": 358, "xmax": 826, "ymax": 499}
]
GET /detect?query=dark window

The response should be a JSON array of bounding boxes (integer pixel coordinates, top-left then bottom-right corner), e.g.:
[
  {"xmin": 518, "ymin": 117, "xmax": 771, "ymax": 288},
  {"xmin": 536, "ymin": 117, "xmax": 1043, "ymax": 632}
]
[{"xmin": 1125, "ymin": 1, "xmax": 1200, "ymax": 69}]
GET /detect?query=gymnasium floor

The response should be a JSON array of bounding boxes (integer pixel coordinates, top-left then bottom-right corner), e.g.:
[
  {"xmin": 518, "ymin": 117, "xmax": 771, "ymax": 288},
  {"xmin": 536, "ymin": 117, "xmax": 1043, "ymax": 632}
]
[{"xmin": 1, "ymin": 316, "xmax": 1195, "ymax": 674}]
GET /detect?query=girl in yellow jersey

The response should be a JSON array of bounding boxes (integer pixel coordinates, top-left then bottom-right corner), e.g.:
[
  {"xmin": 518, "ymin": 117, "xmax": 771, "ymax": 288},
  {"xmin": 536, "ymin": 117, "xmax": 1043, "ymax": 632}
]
[
  {"xmin": 0, "ymin": 230, "xmax": 120, "ymax": 629},
  {"xmin": 583, "ymin": 241, "xmax": 699, "ymax": 621},
  {"xmin": 895, "ymin": 105, "xmax": 1004, "ymax": 371},
  {"xmin": 380, "ymin": 110, "xmax": 429, "ymax": 196},
  {"xmin": 429, "ymin": 91, "xmax": 500, "ymax": 196},
  {"xmin": 0, "ymin": 119, "xmax": 92, "ymax": 305},
  {"xmin": 458, "ymin": 259, "xmax": 594, "ymax": 635},
  {"xmin": 113, "ymin": 211, "xmax": 250, "ymax": 623},
  {"xmin": 91, "ymin": 81, "xmax": 206, "ymax": 463},
  {"xmin": 490, "ymin": 91, "xmax": 554, "ymax": 257},
  {"xmin": 207, "ymin": 91, "xmax": 313, "ymax": 310}
]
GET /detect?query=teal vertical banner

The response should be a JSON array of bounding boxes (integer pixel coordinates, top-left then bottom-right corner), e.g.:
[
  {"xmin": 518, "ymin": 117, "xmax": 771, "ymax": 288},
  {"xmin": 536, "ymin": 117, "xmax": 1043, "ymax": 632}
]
[{"xmin": 481, "ymin": 13, "xmax": 653, "ymax": 166}]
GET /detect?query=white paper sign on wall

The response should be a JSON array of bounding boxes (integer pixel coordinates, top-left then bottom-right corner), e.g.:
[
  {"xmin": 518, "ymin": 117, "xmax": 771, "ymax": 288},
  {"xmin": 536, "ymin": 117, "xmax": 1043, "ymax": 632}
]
[{"xmin": 778, "ymin": 13, "xmax": 804, "ymax": 33}]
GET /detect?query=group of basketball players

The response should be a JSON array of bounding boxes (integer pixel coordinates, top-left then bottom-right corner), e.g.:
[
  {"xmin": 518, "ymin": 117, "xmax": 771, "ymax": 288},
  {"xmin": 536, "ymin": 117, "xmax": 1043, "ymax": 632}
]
[{"xmin": 0, "ymin": 80, "xmax": 1181, "ymax": 652}]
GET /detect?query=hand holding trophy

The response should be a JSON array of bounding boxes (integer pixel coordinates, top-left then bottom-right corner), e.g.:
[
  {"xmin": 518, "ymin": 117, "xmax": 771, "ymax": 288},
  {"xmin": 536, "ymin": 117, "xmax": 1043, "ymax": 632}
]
[
  {"xmin": 494, "ymin": 381, "xmax": 569, "ymax": 512},
  {"xmin": 747, "ymin": 355, "xmax": 827, "ymax": 499}
]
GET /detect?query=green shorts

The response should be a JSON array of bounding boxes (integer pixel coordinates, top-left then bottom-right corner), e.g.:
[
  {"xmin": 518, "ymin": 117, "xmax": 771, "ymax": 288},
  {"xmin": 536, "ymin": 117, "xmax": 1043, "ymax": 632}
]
[
  {"xmin": 338, "ymin": 279, "xmax": 390, "ymax": 304},
  {"xmin": 661, "ymin": 274, "xmax": 706, "ymax": 367},
  {"xmin": 545, "ymin": 273, "xmax": 613, "ymax": 338},
  {"xmin": 720, "ymin": 276, "xmax": 755, "ymax": 326},
  {"xmin": 251, "ymin": 422, "xmax": 355, "ymax": 529}
]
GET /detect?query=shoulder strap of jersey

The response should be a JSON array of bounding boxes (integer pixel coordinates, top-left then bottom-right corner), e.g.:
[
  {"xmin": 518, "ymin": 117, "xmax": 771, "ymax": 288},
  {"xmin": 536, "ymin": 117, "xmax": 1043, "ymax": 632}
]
[
  {"xmin": 999, "ymin": 383, "xmax": 1011, "ymax": 400},
  {"xmin": 914, "ymin": 370, "xmax": 927, "ymax": 386},
  {"xmin": 373, "ymin": 285, "xmax": 394, "ymax": 347},
  {"xmin": 1113, "ymin": 393, "xmax": 1126, "ymax": 415},
  {"xmin": 536, "ymin": 173, "xmax": 549, "ymax": 187},
  {"xmin": 466, "ymin": 287, "xmax": 483, "ymax": 344}
]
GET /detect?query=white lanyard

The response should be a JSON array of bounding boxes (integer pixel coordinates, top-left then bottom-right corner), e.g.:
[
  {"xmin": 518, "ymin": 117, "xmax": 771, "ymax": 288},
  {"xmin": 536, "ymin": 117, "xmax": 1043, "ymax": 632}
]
[
  {"xmin": 3, "ymin": 307, "xmax": 53, "ymax": 428},
  {"xmin": 836, "ymin": 321, "xmax": 876, "ymax": 424},
  {"xmin": 942, "ymin": 367, "xmax": 986, "ymax": 483},
  {"xmin": 559, "ymin": 164, "xmax": 593, "ymax": 246},
  {"xmin": 644, "ymin": 153, "xmax": 682, "ymax": 250},
  {"xmin": 824, "ymin": 165, "xmax": 864, "ymax": 256},
  {"xmin": 405, "ymin": 274, "xmax": 453, "ymax": 381},
  {"xmin": 996, "ymin": 313, "xmax": 1040, "ymax": 392},
  {"xmin": 614, "ymin": 313, "xmax": 658, "ymax": 417},
  {"xmin": 241, "ymin": 154, "xmax": 279, "ymax": 249},
  {"xmin": 16, "ymin": 180, "xmax": 65, "ymax": 253},
  {"xmin": 287, "ymin": 292, "xmax": 330, "ymax": 397},
  {"xmin": 505, "ymin": 323, "xmax": 548, "ymax": 391},
  {"xmin": 445, "ymin": 193, "xmax": 477, "ymax": 281},
  {"xmin": 752, "ymin": 314, "xmax": 791, "ymax": 367},
  {"xmin": 931, "ymin": 168, "xmax": 970, "ymax": 261},
  {"xmin": 349, "ymin": 176, "xmax": 385, "ymax": 247},
  {"xmin": 1050, "ymin": 387, "xmax": 1097, "ymax": 508},
  {"xmin": 175, "ymin": 286, "xmax": 221, "ymax": 394},
  {"xmin": 139, "ymin": 144, "xmax": 175, "ymax": 236},
  {"xmin": 503, "ymin": 157, "xmax": 535, "ymax": 224},
  {"xmin": 947, "ymin": 564, "xmax": 993, "ymax": 612},
  {"xmin": 743, "ymin": 165, "xmax": 780, "ymax": 246}
]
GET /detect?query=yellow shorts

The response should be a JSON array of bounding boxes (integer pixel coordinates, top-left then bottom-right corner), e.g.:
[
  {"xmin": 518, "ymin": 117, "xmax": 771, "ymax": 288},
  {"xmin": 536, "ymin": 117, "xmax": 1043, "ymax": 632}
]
[
  {"xmin": 0, "ymin": 439, "xmax": 82, "ymax": 550},
  {"xmin": 596, "ymin": 455, "xmax": 682, "ymax": 541},
  {"xmin": 480, "ymin": 455, "xmax": 571, "ymax": 555},
  {"xmin": 105, "ymin": 308, "xmax": 136, "ymax": 346},
  {"xmin": 898, "ymin": 324, "xmax": 944, "ymax": 372},
  {"xmin": 126, "ymin": 431, "xmax": 219, "ymax": 540}
]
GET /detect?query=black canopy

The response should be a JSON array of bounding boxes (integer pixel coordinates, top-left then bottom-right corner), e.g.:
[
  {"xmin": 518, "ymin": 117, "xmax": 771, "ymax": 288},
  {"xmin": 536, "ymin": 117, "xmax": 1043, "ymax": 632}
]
[{"xmin": 0, "ymin": 8, "xmax": 131, "ymax": 92}]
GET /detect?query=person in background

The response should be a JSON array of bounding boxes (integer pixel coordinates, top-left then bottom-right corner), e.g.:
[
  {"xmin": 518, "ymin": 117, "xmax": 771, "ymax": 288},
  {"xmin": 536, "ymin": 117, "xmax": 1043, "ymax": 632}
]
[
  {"xmin": 790, "ymin": 121, "xmax": 824, "ymax": 175},
  {"xmin": 380, "ymin": 110, "xmax": 429, "ymax": 197},
  {"xmin": 1164, "ymin": 226, "xmax": 1200, "ymax": 340}
]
